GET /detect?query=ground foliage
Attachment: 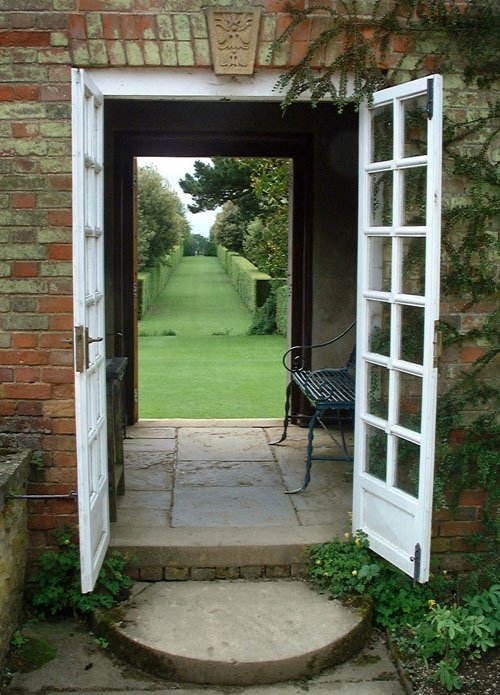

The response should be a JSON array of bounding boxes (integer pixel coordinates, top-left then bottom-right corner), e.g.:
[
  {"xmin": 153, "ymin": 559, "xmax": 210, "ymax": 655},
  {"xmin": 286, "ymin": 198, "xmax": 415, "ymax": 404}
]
[
  {"xmin": 30, "ymin": 527, "xmax": 133, "ymax": 617},
  {"xmin": 309, "ymin": 533, "xmax": 499, "ymax": 691}
]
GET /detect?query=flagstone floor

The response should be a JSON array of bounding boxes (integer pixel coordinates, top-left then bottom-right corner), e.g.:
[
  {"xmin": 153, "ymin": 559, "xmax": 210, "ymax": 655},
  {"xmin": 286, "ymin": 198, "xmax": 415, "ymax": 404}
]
[{"xmin": 111, "ymin": 419, "xmax": 354, "ymax": 542}]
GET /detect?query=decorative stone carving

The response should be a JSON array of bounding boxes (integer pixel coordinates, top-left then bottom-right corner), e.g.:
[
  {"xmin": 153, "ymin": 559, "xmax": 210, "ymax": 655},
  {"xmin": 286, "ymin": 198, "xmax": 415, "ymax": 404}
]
[{"xmin": 206, "ymin": 7, "xmax": 261, "ymax": 75}]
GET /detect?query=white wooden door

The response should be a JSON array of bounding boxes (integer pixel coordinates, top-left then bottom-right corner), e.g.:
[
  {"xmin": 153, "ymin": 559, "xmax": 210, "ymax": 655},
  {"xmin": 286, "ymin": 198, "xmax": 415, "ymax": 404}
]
[
  {"xmin": 72, "ymin": 68, "xmax": 109, "ymax": 593},
  {"xmin": 353, "ymin": 76, "xmax": 443, "ymax": 582}
]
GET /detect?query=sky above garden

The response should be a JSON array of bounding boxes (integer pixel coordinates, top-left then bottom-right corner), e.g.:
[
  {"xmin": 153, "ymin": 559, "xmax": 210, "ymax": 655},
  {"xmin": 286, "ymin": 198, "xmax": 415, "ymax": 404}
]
[{"xmin": 137, "ymin": 157, "xmax": 218, "ymax": 238}]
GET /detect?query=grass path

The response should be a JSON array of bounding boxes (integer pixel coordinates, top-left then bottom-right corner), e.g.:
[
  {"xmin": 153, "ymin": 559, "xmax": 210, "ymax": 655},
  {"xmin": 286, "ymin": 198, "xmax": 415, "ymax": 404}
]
[{"xmin": 138, "ymin": 256, "xmax": 286, "ymax": 418}]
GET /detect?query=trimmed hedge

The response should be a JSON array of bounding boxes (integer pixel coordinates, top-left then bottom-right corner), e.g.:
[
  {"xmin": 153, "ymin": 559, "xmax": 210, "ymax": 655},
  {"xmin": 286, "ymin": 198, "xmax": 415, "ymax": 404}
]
[
  {"xmin": 138, "ymin": 245, "xmax": 183, "ymax": 319},
  {"xmin": 275, "ymin": 282, "xmax": 288, "ymax": 337},
  {"xmin": 217, "ymin": 245, "xmax": 271, "ymax": 312}
]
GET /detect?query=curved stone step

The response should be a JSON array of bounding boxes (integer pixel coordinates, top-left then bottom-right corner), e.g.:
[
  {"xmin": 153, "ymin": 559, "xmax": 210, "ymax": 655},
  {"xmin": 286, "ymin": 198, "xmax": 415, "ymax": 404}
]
[{"xmin": 95, "ymin": 580, "xmax": 371, "ymax": 686}]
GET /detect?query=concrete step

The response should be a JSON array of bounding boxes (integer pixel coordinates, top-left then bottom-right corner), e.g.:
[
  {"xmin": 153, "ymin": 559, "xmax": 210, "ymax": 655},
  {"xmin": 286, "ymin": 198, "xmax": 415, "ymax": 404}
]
[
  {"xmin": 110, "ymin": 524, "xmax": 340, "ymax": 581},
  {"xmin": 94, "ymin": 580, "xmax": 371, "ymax": 687}
]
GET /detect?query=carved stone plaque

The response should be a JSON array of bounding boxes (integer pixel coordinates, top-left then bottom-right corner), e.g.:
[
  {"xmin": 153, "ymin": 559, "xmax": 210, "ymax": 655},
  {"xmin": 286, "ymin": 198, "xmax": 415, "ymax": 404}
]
[{"xmin": 206, "ymin": 7, "xmax": 261, "ymax": 75}]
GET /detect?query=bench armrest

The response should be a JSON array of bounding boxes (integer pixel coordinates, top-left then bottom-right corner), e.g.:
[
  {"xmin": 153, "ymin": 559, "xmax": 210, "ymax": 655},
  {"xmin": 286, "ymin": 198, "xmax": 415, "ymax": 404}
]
[{"xmin": 282, "ymin": 320, "xmax": 356, "ymax": 373}]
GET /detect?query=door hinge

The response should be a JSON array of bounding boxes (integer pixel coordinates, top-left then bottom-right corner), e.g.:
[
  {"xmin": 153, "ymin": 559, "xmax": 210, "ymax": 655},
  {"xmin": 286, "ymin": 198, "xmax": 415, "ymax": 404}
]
[
  {"xmin": 132, "ymin": 282, "xmax": 138, "ymax": 299},
  {"xmin": 433, "ymin": 320, "xmax": 443, "ymax": 368},
  {"xmin": 411, "ymin": 543, "xmax": 421, "ymax": 584},
  {"xmin": 134, "ymin": 388, "xmax": 138, "ymax": 403},
  {"xmin": 425, "ymin": 78, "xmax": 434, "ymax": 120}
]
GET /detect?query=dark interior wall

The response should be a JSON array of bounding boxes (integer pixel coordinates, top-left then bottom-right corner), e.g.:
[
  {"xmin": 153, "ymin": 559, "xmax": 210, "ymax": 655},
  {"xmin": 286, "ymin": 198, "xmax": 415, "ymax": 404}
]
[{"xmin": 103, "ymin": 100, "xmax": 357, "ymax": 418}]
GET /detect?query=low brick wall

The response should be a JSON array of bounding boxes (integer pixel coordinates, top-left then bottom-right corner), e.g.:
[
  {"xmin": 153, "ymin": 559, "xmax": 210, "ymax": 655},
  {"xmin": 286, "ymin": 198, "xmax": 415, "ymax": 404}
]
[{"xmin": 0, "ymin": 449, "xmax": 31, "ymax": 667}]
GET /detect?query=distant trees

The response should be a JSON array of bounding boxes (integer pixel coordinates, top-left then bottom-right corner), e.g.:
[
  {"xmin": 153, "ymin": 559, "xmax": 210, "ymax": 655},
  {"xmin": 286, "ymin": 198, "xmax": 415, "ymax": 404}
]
[
  {"xmin": 180, "ymin": 157, "xmax": 289, "ymax": 278},
  {"xmin": 137, "ymin": 165, "xmax": 191, "ymax": 270}
]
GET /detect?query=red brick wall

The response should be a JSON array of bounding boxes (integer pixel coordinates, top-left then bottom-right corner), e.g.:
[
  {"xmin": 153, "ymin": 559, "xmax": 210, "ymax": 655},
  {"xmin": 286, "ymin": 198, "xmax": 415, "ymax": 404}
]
[{"xmin": 0, "ymin": 1, "xmax": 494, "ymax": 564}]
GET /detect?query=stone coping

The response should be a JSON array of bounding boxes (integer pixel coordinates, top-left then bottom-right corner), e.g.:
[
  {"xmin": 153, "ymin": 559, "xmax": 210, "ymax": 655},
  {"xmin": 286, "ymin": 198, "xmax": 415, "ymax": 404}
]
[{"xmin": 0, "ymin": 449, "xmax": 31, "ymax": 512}]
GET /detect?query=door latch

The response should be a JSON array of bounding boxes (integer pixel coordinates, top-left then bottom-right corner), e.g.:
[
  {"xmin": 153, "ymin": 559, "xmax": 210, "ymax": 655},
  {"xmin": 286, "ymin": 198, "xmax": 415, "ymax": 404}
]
[{"xmin": 74, "ymin": 325, "xmax": 103, "ymax": 372}]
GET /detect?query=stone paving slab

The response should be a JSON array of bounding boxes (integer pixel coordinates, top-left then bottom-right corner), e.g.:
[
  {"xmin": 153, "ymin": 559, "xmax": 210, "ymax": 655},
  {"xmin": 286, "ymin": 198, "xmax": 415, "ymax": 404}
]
[
  {"xmin": 172, "ymin": 487, "xmax": 298, "ymax": 527},
  {"xmin": 175, "ymin": 459, "xmax": 282, "ymax": 487},
  {"xmin": 124, "ymin": 438, "xmax": 176, "ymax": 453},
  {"xmin": 126, "ymin": 426, "xmax": 176, "ymax": 439},
  {"xmin": 178, "ymin": 427, "xmax": 274, "ymax": 461},
  {"xmin": 4, "ymin": 619, "xmax": 402, "ymax": 695}
]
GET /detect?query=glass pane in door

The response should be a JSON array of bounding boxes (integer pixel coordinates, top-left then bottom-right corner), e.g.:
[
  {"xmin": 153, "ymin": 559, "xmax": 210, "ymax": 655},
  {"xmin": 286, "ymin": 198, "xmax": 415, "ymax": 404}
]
[
  {"xmin": 401, "ymin": 237, "xmax": 426, "ymax": 295},
  {"xmin": 395, "ymin": 436, "xmax": 420, "ymax": 497},
  {"xmin": 403, "ymin": 94, "xmax": 427, "ymax": 157}
]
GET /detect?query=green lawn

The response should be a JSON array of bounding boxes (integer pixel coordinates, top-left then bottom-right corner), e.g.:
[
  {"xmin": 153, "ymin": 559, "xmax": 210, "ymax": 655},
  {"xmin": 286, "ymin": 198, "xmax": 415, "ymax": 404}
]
[{"xmin": 138, "ymin": 256, "xmax": 286, "ymax": 418}]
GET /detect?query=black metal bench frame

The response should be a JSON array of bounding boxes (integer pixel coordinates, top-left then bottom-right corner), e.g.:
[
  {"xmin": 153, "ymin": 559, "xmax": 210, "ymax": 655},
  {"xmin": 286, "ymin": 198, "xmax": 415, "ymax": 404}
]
[{"xmin": 273, "ymin": 321, "xmax": 356, "ymax": 493}]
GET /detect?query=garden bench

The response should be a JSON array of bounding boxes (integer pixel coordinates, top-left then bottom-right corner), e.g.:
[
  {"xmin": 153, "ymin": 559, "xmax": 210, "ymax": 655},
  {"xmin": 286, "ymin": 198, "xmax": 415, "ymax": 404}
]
[{"xmin": 272, "ymin": 321, "xmax": 356, "ymax": 493}]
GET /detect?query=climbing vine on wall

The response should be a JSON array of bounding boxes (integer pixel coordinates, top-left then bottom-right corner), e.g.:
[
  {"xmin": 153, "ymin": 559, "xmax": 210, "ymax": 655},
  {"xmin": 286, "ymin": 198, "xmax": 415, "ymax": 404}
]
[{"xmin": 273, "ymin": 1, "xmax": 499, "ymax": 535}]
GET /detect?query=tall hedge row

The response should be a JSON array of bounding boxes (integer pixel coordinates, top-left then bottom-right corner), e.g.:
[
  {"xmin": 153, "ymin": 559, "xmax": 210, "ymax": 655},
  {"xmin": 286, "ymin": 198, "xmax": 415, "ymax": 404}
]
[
  {"xmin": 275, "ymin": 283, "xmax": 288, "ymax": 336},
  {"xmin": 216, "ymin": 245, "xmax": 271, "ymax": 312},
  {"xmin": 138, "ymin": 245, "xmax": 183, "ymax": 319}
]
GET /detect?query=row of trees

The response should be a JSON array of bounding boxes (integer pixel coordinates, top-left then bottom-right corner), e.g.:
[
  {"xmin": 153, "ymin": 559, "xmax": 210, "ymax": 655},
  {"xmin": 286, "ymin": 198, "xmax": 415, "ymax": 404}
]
[
  {"xmin": 137, "ymin": 165, "xmax": 191, "ymax": 270},
  {"xmin": 180, "ymin": 157, "xmax": 289, "ymax": 278}
]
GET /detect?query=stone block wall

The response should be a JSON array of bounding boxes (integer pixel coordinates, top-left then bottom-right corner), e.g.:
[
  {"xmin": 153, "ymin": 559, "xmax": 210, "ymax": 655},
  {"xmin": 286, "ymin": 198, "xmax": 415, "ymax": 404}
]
[
  {"xmin": 0, "ymin": 449, "xmax": 31, "ymax": 667},
  {"xmin": 0, "ymin": 1, "xmax": 496, "ymax": 566}
]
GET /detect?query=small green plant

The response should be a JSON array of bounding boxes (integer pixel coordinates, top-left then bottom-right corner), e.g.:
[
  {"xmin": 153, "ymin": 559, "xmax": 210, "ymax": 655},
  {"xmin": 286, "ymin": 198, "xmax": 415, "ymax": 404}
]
[
  {"xmin": 138, "ymin": 328, "xmax": 177, "ymax": 337},
  {"xmin": 31, "ymin": 453, "xmax": 44, "ymax": 472},
  {"xmin": 248, "ymin": 292, "xmax": 278, "ymax": 335},
  {"xmin": 10, "ymin": 631, "xmax": 28, "ymax": 649},
  {"xmin": 411, "ymin": 585, "xmax": 500, "ymax": 691},
  {"xmin": 31, "ymin": 526, "xmax": 134, "ymax": 617},
  {"xmin": 308, "ymin": 532, "xmax": 438, "ymax": 630},
  {"xmin": 94, "ymin": 636, "xmax": 109, "ymax": 650}
]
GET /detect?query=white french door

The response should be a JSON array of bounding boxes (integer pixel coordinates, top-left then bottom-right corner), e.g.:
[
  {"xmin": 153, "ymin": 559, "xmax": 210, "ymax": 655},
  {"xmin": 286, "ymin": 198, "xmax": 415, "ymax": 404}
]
[
  {"xmin": 353, "ymin": 76, "xmax": 443, "ymax": 582},
  {"xmin": 72, "ymin": 68, "xmax": 109, "ymax": 592}
]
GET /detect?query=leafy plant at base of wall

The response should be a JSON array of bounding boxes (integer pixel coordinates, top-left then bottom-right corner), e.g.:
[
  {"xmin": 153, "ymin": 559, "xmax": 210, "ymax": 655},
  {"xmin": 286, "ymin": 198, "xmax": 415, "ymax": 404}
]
[
  {"xmin": 30, "ymin": 527, "xmax": 134, "ymax": 617},
  {"xmin": 308, "ymin": 532, "xmax": 451, "ymax": 631},
  {"xmin": 409, "ymin": 584, "xmax": 500, "ymax": 691},
  {"xmin": 309, "ymin": 534, "xmax": 500, "ymax": 691}
]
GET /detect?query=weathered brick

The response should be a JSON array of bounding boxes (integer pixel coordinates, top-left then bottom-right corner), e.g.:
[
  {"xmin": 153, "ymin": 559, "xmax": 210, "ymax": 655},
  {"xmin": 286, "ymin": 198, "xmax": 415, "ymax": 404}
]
[
  {"xmin": 176, "ymin": 42, "xmax": 194, "ymax": 66},
  {"xmin": 240, "ymin": 565, "xmax": 264, "ymax": 579},
  {"xmin": 3, "ymin": 244, "xmax": 46, "ymax": 260},
  {"xmin": 43, "ymin": 367, "xmax": 73, "ymax": 384},
  {"xmin": 173, "ymin": 15, "xmax": 190, "ymax": 41},
  {"xmin": 10, "ymin": 295, "xmax": 37, "ymax": 312},
  {"xmin": 12, "ymin": 333, "xmax": 39, "ymax": 348},
  {"xmin": 265, "ymin": 564, "xmax": 291, "ymax": 578},
  {"xmin": 125, "ymin": 41, "xmax": 144, "ymax": 65},
  {"xmin": 439, "ymin": 520, "xmax": 486, "ymax": 537},
  {"xmin": 140, "ymin": 566, "xmax": 164, "ymax": 581},
  {"xmin": 4, "ymin": 313, "xmax": 48, "ymax": 331},
  {"xmin": 160, "ymin": 41, "xmax": 177, "ymax": 65},
  {"xmin": 2, "ymin": 383, "xmax": 51, "ymax": 400},
  {"xmin": 85, "ymin": 13, "xmax": 103, "ymax": 39},
  {"xmin": 12, "ymin": 192, "xmax": 36, "ymax": 208},
  {"xmin": 51, "ymin": 418, "xmax": 76, "ymax": 434},
  {"xmin": 0, "ymin": 349, "xmax": 49, "ymax": 365},
  {"xmin": 190, "ymin": 567, "xmax": 216, "ymax": 581},
  {"xmin": 14, "ymin": 367, "xmax": 42, "ymax": 384},
  {"xmin": 164, "ymin": 566, "xmax": 189, "ymax": 581},
  {"xmin": 0, "ymin": 278, "xmax": 48, "ymax": 294},
  {"xmin": 42, "ymin": 400, "xmax": 75, "ymax": 417},
  {"xmin": 157, "ymin": 15, "xmax": 174, "ymax": 40},
  {"xmin": 0, "ymin": 31, "xmax": 51, "ymax": 48},
  {"xmin": 215, "ymin": 566, "xmax": 240, "ymax": 580},
  {"xmin": 106, "ymin": 40, "xmax": 126, "ymax": 65},
  {"xmin": 143, "ymin": 41, "xmax": 160, "ymax": 65},
  {"xmin": 39, "ymin": 261, "xmax": 72, "ymax": 277},
  {"xmin": 11, "ymin": 261, "xmax": 39, "ymax": 277}
]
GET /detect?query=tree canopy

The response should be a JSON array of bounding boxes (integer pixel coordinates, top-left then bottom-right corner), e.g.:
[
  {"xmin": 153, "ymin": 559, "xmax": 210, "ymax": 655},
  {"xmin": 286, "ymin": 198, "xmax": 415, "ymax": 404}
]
[
  {"xmin": 137, "ymin": 165, "xmax": 190, "ymax": 270},
  {"xmin": 181, "ymin": 157, "xmax": 290, "ymax": 277}
]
